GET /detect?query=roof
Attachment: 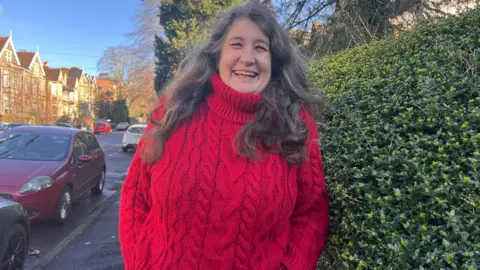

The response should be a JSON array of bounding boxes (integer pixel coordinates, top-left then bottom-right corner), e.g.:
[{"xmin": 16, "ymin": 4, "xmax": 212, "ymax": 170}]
[
  {"xmin": 0, "ymin": 37, "xmax": 8, "ymax": 51},
  {"xmin": 44, "ymin": 68, "xmax": 61, "ymax": 82},
  {"xmin": 67, "ymin": 77, "xmax": 77, "ymax": 89},
  {"xmin": 9, "ymin": 126, "xmax": 80, "ymax": 136},
  {"xmin": 96, "ymin": 74, "xmax": 114, "ymax": 81},
  {"xmin": 16, "ymin": 51, "xmax": 36, "ymax": 69},
  {"xmin": 129, "ymin": 124, "xmax": 147, "ymax": 128},
  {"xmin": 68, "ymin": 67, "xmax": 83, "ymax": 79}
]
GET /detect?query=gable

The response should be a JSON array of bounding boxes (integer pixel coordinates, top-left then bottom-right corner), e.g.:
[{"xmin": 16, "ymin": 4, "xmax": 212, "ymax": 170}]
[
  {"xmin": 31, "ymin": 54, "xmax": 46, "ymax": 76},
  {"xmin": 0, "ymin": 37, "xmax": 21, "ymax": 65}
]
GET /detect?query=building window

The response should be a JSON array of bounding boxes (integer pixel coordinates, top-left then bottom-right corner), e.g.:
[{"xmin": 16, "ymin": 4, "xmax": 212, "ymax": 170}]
[
  {"xmin": 33, "ymin": 64, "xmax": 40, "ymax": 75},
  {"xmin": 5, "ymin": 51, "xmax": 12, "ymax": 63},
  {"xmin": 3, "ymin": 96, "xmax": 10, "ymax": 114},
  {"xmin": 3, "ymin": 70, "xmax": 10, "ymax": 88}
]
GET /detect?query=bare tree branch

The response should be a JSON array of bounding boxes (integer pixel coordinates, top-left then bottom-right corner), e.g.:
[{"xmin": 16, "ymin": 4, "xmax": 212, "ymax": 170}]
[
  {"xmin": 126, "ymin": 0, "xmax": 162, "ymax": 61},
  {"xmin": 97, "ymin": 46, "xmax": 156, "ymax": 109}
]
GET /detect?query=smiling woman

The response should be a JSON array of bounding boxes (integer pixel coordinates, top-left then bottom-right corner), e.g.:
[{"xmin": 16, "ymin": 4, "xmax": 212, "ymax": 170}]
[{"xmin": 119, "ymin": 2, "xmax": 329, "ymax": 270}]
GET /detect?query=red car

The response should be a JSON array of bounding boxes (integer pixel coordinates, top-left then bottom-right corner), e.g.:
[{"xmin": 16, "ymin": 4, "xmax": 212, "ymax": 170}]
[
  {"xmin": 0, "ymin": 126, "xmax": 106, "ymax": 224},
  {"xmin": 94, "ymin": 122, "xmax": 112, "ymax": 135}
]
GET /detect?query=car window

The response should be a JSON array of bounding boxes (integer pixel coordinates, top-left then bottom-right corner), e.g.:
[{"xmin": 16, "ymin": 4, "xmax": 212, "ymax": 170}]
[
  {"xmin": 128, "ymin": 127, "xmax": 146, "ymax": 134},
  {"xmin": 81, "ymin": 133, "xmax": 101, "ymax": 155},
  {"xmin": 72, "ymin": 136, "xmax": 87, "ymax": 162},
  {"xmin": 0, "ymin": 132, "xmax": 70, "ymax": 161}
]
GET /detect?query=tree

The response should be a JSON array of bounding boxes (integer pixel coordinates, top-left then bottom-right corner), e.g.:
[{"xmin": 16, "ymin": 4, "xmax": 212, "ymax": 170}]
[
  {"xmin": 154, "ymin": 0, "xmax": 244, "ymax": 93},
  {"xmin": 112, "ymin": 100, "xmax": 129, "ymax": 123},
  {"xmin": 127, "ymin": 0, "xmax": 162, "ymax": 61},
  {"xmin": 282, "ymin": 0, "xmax": 477, "ymax": 52},
  {"xmin": 97, "ymin": 46, "xmax": 156, "ymax": 108}
]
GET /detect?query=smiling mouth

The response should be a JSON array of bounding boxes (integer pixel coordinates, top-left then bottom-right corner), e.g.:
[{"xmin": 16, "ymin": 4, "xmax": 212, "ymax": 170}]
[{"xmin": 233, "ymin": 70, "xmax": 258, "ymax": 78}]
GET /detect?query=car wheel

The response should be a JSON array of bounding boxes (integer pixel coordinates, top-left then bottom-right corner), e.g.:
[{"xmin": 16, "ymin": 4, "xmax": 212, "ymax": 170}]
[
  {"xmin": 122, "ymin": 146, "xmax": 128, "ymax": 153},
  {"xmin": 91, "ymin": 169, "xmax": 105, "ymax": 195},
  {"xmin": 53, "ymin": 187, "xmax": 72, "ymax": 225},
  {"xmin": 0, "ymin": 224, "xmax": 28, "ymax": 270}
]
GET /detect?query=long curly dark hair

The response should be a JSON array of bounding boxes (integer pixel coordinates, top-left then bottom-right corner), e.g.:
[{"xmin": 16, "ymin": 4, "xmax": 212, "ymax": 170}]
[{"xmin": 141, "ymin": 2, "xmax": 323, "ymax": 165}]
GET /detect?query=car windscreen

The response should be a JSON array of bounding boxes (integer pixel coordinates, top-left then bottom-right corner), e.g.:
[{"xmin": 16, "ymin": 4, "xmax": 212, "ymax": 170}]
[
  {"xmin": 95, "ymin": 123, "xmax": 105, "ymax": 127},
  {"xmin": 0, "ymin": 132, "xmax": 70, "ymax": 161},
  {"xmin": 128, "ymin": 127, "xmax": 145, "ymax": 134}
]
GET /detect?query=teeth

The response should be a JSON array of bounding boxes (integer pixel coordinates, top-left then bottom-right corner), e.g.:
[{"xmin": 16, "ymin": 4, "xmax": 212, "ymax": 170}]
[{"xmin": 234, "ymin": 71, "xmax": 256, "ymax": 77}]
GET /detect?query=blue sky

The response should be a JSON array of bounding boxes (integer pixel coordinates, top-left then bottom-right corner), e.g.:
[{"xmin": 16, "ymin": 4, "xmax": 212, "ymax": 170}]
[{"xmin": 0, "ymin": 0, "xmax": 142, "ymax": 76}]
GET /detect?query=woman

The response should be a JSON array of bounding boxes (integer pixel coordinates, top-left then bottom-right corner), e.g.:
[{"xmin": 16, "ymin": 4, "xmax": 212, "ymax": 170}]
[{"xmin": 119, "ymin": 2, "xmax": 329, "ymax": 270}]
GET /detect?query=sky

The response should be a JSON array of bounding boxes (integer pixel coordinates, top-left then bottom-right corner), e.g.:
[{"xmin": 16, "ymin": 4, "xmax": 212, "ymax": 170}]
[{"xmin": 0, "ymin": 0, "xmax": 141, "ymax": 76}]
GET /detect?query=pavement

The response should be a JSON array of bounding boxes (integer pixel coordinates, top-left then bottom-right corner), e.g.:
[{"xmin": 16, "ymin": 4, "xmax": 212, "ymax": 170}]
[
  {"xmin": 22, "ymin": 131, "xmax": 132, "ymax": 270},
  {"xmin": 36, "ymin": 193, "xmax": 124, "ymax": 270}
]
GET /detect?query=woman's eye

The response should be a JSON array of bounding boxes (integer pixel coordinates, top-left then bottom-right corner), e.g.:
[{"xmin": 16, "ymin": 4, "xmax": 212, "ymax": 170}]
[
  {"xmin": 256, "ymin": 46, "xmax": 268, "ymax": 51},
  {"xmin": 231, "ymin": 43, "xmax": 242, "ymax": 47}
]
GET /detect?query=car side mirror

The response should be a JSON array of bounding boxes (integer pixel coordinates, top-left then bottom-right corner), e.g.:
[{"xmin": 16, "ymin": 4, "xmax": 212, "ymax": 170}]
[{"xmin": 78, "ymin": 155, "xmax": 92, "ymax": 163}]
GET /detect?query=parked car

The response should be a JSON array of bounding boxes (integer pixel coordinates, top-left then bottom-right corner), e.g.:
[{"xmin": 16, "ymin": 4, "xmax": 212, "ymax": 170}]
[
  {"xmin": 94, "ymin": 122, "xmax": 112, "ymax": 135},
  {"xmin": 55, "ymin": 122, "xmax": 74, "ymax": 128},
  {"xmin": 116, "ymin": 122, "xmax": 129, "ymax": 131},
  {"xmin": 0, "ymin": 124, "xmax": 30, "ymax": 134},
  {"xmin": 122, "ymin": 124, "xmax": 147, "ymax": 152},
  {"xmin": 0, "ymin": 198, "xmax": 29, "ymax": 269},
  {"xmin": 0, "ymin": 126, "xmax": 106, "ymax": 224}
]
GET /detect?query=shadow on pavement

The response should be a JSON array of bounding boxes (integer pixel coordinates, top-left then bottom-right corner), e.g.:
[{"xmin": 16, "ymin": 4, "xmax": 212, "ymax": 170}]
[
  {"xmin": 43, "ymin": 196, "xmax": 124, "ymax": 270},
  {"xmin": 24, "ymin": 190, "xmax": 116, "ymax": 269}
]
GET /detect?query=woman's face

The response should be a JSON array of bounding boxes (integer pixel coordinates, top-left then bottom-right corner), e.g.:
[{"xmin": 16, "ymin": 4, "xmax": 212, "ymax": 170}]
[{"xmin": 218, "ymin": 18, "xmax": 271, "ymax": 94}]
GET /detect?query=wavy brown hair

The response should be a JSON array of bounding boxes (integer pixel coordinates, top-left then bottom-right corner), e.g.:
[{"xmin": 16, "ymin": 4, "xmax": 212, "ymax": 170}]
[{"xmin": 141, "ymin": 2, "xmax": 323, "ymax": 165}]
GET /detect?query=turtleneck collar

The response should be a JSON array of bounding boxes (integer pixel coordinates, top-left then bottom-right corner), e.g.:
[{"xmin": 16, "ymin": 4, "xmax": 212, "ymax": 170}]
[{"xmin": 206, "ymin": 73, "xmax": 262, "ymax": 123}]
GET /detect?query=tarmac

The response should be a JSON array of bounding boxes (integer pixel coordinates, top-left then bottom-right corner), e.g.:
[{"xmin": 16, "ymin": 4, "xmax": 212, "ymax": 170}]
[{"xmin": 33, "ymin": 192, "xmax": 124, "ymax": 270}]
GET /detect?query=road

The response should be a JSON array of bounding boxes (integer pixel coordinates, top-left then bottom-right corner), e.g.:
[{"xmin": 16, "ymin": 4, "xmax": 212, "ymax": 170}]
[{"xmin": 24, "ymin": 131, "xmax": 133, "ymax": 270}]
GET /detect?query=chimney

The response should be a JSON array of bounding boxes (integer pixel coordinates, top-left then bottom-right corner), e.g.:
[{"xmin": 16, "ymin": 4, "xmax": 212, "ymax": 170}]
[{"xmin": 43, "ymin": 61, "xmax": 49, "ymax": 68}]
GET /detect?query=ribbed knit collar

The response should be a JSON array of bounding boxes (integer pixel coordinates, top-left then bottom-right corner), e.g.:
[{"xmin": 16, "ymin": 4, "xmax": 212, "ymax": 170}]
[{"xmin": 206, "ymin": 73, "xmax": 262, "ymax": 123}]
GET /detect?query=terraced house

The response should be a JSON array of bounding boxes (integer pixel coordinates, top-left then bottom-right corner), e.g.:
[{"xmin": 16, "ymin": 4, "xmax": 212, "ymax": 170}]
[
  {"xmin": 17, "ymin": 49, "xmax": 47, "ymax": 122},
  {"xmin": 68, "ymin": 67, "xmax": 97, "ymax": 117},
  {"xmin": 43, "ymin": 63, "xmax": 69, "ymax": 120},
  {"xmin": 0, "ymin": 31, "xmax": 98, "ymax": 124},
  {"xmin": 0, "ymin": 31, "xmax": 47, "ymax": 123}
]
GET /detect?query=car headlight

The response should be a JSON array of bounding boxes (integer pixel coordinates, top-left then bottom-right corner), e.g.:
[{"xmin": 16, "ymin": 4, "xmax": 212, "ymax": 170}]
[{"xmin": 19, "ymin": 176, "xmax": 53, "ymax": 194}]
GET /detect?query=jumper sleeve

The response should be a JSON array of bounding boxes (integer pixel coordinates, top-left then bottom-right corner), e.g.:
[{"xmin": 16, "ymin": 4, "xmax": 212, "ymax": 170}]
[
  {"xmin": 118, "ymin": 97, "xmax": 166, "ymax": 270},
  {"xmin": 282, "ymin": 108, "xmax": 329, "ymax": 270}
]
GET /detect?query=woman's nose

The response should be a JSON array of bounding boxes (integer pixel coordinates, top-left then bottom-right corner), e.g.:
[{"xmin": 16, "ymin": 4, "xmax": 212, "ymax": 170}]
[{"xmin": 239, "ymin": 48, "xmax": 255, "ymax": 65}]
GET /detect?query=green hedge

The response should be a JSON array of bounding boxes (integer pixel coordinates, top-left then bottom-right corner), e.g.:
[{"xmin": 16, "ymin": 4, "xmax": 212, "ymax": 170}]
[{"xmin": 310, "ymin": 8, "xmax": 480, "ymax": 270}]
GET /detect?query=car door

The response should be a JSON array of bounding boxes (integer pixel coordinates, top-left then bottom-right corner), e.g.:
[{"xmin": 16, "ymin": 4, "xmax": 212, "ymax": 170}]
[
  {"xmin": 82, "ymin": 133, "xmax": 104, "ymax": 188},
  {"xmin": 70, "ymin": 135, "xmax": 89, "ymax": 198}
]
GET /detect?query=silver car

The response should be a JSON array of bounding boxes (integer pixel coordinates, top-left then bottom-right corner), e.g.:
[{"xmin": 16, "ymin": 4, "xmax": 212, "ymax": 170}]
[{"xmin": 116, "ymin": 122, "xmax": 129, "ymax": 131}]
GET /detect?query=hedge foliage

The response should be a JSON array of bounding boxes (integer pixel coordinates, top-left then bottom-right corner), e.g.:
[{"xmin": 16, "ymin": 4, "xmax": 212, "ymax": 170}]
[{"xmin": 310, "ymin": 8, "xmax": 480, "ymax": 270}]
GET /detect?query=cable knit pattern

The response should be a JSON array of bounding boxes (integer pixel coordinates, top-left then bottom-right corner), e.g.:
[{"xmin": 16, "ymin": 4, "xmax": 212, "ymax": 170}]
[{"xmin": 119, "ymin": 73, "xmax": 329, "ymax": 270}]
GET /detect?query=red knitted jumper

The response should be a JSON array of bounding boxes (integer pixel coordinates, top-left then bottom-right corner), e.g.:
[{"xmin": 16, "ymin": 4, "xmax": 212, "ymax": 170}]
[{"xmin": 119, "ymin": 74, "xmax": 329, "ymax": 270}]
